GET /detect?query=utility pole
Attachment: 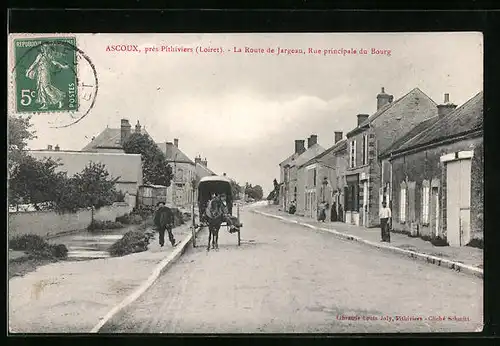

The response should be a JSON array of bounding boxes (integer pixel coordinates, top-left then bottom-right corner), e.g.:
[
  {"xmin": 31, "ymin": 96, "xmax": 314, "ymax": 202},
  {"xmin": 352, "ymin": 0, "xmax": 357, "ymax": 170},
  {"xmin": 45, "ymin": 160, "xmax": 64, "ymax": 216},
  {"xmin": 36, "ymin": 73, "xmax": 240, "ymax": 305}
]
[{"xmin": 172, "ymin": 153, "xmax": 178, "ymax": 207}]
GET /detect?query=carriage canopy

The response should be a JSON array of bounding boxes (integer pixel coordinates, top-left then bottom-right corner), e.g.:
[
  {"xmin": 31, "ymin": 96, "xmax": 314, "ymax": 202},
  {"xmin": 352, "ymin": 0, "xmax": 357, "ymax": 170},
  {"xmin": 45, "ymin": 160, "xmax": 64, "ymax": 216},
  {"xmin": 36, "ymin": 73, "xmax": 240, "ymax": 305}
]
[{"xmin": 197, "ymin": 175, "xmax": 233, "ymax": 215}]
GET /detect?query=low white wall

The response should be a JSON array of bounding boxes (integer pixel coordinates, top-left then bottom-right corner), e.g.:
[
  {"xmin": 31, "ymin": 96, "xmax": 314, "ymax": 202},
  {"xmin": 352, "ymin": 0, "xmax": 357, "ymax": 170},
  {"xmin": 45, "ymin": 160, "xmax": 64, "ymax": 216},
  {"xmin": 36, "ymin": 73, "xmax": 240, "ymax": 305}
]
[{"xmin": 8, "ymin": 202, "xmax": 133, "ymax": 240}]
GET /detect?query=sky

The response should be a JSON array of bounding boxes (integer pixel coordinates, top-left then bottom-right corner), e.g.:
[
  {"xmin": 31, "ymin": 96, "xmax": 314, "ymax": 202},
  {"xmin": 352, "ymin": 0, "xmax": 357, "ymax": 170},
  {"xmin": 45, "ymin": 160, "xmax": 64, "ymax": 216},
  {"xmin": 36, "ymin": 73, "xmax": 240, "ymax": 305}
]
[{"xmin": 8, "ymin": 32, "xmax": 483, "ymax": 195}]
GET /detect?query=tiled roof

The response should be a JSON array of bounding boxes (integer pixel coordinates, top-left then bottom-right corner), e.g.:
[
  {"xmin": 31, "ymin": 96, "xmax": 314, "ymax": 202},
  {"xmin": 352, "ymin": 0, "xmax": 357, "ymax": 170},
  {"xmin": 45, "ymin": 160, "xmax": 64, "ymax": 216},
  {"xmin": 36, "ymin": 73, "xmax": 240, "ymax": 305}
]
[
  {"xmin": 156, "ymin": 142, "xmax": 194, "ymax": 165},
  {"xmin": 196, "ymin": 163, "xmax": 216, "ymax": 178},
  {"xmin": 301, "ymin": 139, "xmax": 347, "ymax": 168},
  {"xmin": 280, "ymin": 152, "xmax": 297, "ymax": 166},
  {"xmin": 81, "ymin": 128, "xmax": 152, "ymax": 151},
  {"xmin": 293, "ymin": 144, "xmax": 326, "ymax": 168},
  {"xmin": 379, "ymin": 116, "xmax": 441, "ymax": 158},
  {"xmin": 394, "ymin": 91, "xmax": 483, "ymax": 153},
  {"xmin": 347, "ymin": 88, "xmax": 438, "ymax": 136}
]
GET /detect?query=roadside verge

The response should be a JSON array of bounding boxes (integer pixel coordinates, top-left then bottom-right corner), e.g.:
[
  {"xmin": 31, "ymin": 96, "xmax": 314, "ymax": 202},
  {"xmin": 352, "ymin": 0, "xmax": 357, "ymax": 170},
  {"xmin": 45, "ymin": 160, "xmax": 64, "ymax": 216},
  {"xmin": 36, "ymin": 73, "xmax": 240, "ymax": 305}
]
[
  {"xmin": 253, "ymin": 209, "xmax": 483, "ymax": 279},
  {"xmin": 89, "ymin": 225, "xmax": 200, "ymax": 333}
]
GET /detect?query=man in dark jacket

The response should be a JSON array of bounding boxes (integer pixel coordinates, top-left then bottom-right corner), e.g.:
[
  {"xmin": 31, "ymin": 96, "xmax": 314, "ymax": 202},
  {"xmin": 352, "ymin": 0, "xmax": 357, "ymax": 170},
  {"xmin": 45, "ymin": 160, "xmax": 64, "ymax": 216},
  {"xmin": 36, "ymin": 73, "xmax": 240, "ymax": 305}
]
[{"xmin": 153, "ymin": 201, "xmax": 176, "ymax": 247}]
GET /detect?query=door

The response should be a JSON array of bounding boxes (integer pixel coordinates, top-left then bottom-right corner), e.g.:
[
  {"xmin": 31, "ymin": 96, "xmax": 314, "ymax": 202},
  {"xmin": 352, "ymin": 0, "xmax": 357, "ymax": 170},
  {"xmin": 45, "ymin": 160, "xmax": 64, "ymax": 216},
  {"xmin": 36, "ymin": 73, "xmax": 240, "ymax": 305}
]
[
  {"xmin": 432, "ymin": 187, "xmax": 439, "ymax": 237},
  {"xmin": 446, "ymin": 159, "xmax": 472, "ymax": 246},
  {"xmin": 362, "ymin": 181, "xmax": 368, "ymax": 226}
]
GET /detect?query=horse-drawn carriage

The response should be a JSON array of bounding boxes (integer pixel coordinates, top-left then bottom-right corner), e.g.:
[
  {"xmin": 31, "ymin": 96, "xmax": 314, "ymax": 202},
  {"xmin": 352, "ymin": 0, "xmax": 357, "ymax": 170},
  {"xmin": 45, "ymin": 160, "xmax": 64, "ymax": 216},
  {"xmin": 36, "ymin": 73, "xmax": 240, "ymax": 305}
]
[{"xmin": 191, "ymin": 175, "xmax": 242, "ymax": 249}]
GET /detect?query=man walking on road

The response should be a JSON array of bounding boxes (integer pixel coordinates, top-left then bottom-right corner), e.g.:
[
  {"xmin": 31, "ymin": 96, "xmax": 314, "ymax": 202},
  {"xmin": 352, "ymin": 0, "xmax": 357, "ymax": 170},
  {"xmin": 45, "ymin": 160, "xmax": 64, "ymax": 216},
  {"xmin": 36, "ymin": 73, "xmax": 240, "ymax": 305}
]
[
  {"xmin": 153, "ymin": 201, "xmax": 176, "ymax": 247},
  {"xmin": 379, "ymin": 201, "xmax": 392, "ymax": 242}
]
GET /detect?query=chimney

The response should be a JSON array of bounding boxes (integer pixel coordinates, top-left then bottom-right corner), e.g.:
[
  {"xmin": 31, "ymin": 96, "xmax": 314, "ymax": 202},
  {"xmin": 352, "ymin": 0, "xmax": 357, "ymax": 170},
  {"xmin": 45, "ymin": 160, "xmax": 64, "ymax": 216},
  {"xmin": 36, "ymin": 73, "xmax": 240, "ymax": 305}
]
[
  {"xmin": 202, "ymin": 158, "xmax": 207, "ymax": 167},
  {"xmin": 376, "ymin": 87, "xmax": 394, "ymax": 110},
  {"xmin": 357, "ymin": 114, "xmax": 370, "ymax": 126},
  {"xmin": 174, "ymin": 138, "xmax": 179, "ymax": 148},
  {"xmin": 437, "ymin": 93, "xmax": 457, "ymax": 117},
  {"xmin": 307, "ymin": 134, "xmax": 318, "ymax": 148},
  {"xmin": 47, "ymin": 144, "xmax": 53, "ymax": 151},
  {"xmin": 54, "ymin": 144, "xmax": 60, "ymax": 151},
  {"xmin": 135, "ymin": 120, "xmax": 142, "ymax": 133},
  {"xmin": 120, "ymin": 119, "xmax": 131, "ymax": 144},
  {"xmin": 294, "ymin": 139, "xmax": 306, "ymax": 155},
  {"xmin": 195, "ymin": 155, "xmax": 202, "ymax": 165},
  {"xmin": 334, "ymin": 131, "xmax": 343, "ymax": 144}
]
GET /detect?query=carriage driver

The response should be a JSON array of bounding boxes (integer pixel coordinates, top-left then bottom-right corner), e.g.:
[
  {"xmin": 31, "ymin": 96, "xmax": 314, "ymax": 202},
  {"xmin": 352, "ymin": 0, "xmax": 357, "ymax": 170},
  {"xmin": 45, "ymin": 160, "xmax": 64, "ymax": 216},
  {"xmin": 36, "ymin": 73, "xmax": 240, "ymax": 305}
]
[
  {"xmin": 207, "ymin": 193, "xmax": 242, "ymax": 233},
  {"xmin": 219, "ymin": 194, "xmax": 243, "ymax": 233}
]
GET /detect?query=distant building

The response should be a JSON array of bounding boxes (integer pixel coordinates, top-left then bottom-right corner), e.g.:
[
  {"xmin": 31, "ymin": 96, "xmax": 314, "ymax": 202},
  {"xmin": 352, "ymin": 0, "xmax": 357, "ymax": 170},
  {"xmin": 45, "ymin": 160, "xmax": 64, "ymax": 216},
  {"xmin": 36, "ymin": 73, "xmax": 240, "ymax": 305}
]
[
  {"xmin": 82, "ymin": 119, "xmax": 151, "ymax": 153},
  {"xmin": 279, "ymin": 139, "xmax": 305, "ymax": 211},
  {"xmin": 293, "ymin": 135, "xmax": 326, "ymax": 217},
  {"xmin": 156, "ymin": 139, "xmax": 197, "ymax": 208},
  {"xmin": 28, "ymin": 150, "xmax": 143, "ymax": 207},
  {"xmin": 380, "ymin": 91, "xmax": 483, "ymax": 247},
  {"xmin": 298, "ymin": 132, "xmax": 348, "ymax": 221}
]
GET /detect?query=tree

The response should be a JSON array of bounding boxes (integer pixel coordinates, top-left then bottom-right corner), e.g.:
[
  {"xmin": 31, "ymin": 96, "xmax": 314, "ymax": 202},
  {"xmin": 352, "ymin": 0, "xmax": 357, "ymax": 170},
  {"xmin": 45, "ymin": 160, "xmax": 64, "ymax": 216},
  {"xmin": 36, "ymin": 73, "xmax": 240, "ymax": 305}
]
[
  {"xmin": 246, "ymin": 184, "xmax": 264, "ymax": 200},
  {"xmin": 122, "ymin": 133, "xmax": 173, "ymax": 186},
  {"xmin": 230, "ymin": 179, "xmax": 242, "ymax": 200},
  {"xmin": 9, "ymin": 155, "xmax": 66, "ymax": 210},
  {"xmin": 8, "ymin": 115, "xmax": 37, "ymax": 178},
  {"xmin": 71, "ymin": 162, "xmax": 120, "ymax": 220}
]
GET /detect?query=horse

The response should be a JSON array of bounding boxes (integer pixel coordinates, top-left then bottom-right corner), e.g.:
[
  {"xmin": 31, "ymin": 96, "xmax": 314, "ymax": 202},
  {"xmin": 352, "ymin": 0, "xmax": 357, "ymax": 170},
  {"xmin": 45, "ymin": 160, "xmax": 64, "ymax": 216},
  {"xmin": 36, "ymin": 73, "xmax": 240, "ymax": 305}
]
[
  {"xmin": 206, "ymin": 214, "xmax": 223, "ymax": 251},
  {"xmin": 205, "ymin": 197, "xmax": 225, "ymax": 251}
]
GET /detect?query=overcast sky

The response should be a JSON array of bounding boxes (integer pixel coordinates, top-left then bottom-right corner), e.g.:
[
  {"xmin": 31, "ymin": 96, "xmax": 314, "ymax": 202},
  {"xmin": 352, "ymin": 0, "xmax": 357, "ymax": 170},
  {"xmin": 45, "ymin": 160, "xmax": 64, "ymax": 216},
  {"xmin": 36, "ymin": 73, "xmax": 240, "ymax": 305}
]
[{"xmin": 9, "ymin": 33, "xmax": 483, "ymax": 194}]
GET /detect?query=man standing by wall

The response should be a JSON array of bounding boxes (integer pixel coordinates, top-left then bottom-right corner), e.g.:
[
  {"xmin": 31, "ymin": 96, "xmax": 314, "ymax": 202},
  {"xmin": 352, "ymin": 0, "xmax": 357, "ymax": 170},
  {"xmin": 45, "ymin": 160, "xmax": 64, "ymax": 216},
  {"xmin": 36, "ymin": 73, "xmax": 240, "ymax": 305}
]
[
  {"xmin": 153, "ymin": 201, "xmax": 176, "ymax": 247},
  {"xmin": 379, "ymin": 201, "xmax": 392, "ymax": 242}
]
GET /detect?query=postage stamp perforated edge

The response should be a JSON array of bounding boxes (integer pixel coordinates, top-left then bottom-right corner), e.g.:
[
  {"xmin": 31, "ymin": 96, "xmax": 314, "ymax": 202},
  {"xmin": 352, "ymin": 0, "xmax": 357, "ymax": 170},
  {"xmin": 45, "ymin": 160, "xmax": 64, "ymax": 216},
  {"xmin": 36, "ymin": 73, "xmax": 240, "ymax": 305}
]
[{"xmin": 8, "ymin": 33, "xmax": 80, "ymax": 116}]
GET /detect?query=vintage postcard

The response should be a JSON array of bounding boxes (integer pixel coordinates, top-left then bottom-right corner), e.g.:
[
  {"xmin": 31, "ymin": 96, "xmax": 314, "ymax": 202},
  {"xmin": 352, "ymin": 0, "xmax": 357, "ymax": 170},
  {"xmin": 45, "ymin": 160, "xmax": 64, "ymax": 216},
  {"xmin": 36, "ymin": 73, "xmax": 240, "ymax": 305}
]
[{"xmin": 7, "ymin": 32, "xmax": 483, "ymax": 334}]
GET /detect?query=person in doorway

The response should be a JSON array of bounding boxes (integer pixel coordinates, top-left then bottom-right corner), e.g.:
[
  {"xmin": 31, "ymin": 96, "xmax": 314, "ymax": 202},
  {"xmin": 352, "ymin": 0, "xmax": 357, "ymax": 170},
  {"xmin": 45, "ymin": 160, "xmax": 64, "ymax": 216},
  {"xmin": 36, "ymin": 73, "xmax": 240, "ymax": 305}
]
[
  {"xmin": 153, "ymin": 201, "xmax": 176, "ymax": 247},
  {"xmin": 318, "ymin": 201, "xmax": 328, "ymax": 222},
  {"xmin": 379, "ymin": 201, "xmax": 392, "ymax": 242},
  {"xmin": 338, "ymin": 203, "xmax": 344, "ymax": 222},
  {"xmin": 330, "ymin": 202, "xmax": 338, "ymax": 222}
]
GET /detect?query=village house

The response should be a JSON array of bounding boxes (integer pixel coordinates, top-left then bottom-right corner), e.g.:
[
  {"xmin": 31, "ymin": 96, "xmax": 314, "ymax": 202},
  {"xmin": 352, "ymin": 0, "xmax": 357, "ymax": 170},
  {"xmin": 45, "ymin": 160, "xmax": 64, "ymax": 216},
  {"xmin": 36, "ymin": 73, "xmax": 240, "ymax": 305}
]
[
  {"xmin": 297, "ymin": 131, "xmax": 348, "ymax": 221},
  {"xmin": 279, "ymin": 139, "xmax": 306, "ymax": 212},
  {"xmin": 82, "ymin": 119, "xmax": 149, "ymax": 153},
  {"xmin": 379, "ymin": 91, "xmax": 483, "ymax": 247},
  {"xmin": 344, "ymin": 87, "xmax": 438, "ymax": 228},
  {"xmin": 293, "ymin": 135, "xmax": 326, "ymax": 216},
  {"xmin": 29, "ymin": 148, "xmax": 142, "ymax": 207},
  {"xmin": 156, "ymin": 139, "xmax": 197, "ymax": 208}
]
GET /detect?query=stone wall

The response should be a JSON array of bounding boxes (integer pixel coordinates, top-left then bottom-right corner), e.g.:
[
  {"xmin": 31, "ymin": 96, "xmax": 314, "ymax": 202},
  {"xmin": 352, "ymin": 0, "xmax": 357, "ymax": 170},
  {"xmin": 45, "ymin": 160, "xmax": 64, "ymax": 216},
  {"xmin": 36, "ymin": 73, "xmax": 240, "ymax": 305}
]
[{"xmin": 8, "ymin": 202, "xmax": 133, "ymax": 240}]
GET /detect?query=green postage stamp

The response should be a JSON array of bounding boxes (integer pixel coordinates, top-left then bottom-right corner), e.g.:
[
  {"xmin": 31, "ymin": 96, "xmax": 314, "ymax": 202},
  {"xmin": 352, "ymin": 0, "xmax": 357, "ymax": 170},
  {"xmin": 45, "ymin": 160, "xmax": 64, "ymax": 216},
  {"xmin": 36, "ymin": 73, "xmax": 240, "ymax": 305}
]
[{"xmin": 14, "ymin": 37, "xmax": 78, "ymax": 113}]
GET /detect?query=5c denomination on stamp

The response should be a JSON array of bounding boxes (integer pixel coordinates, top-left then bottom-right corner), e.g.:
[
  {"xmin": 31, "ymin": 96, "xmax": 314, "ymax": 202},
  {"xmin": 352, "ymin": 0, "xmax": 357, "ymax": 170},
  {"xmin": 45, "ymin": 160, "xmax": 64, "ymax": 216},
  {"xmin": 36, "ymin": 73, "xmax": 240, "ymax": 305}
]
[{"xmin": 14, "ymin": 37, "xmax": 78, "ymax": 113}]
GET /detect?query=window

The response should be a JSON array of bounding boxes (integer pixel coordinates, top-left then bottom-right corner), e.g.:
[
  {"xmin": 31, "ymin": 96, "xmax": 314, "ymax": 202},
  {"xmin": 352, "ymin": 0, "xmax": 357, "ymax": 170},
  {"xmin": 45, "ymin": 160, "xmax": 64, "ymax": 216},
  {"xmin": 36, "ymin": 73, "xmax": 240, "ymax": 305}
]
[
  {"xmin": 350, "ymin": 140, "xmax": 356, "ymax": 168},
  {"xmin": 313, "ymin": 168, "xmax": 317, "ymax": 187},
  {"xmin": 362, "ymin": 134, "xmax": 368, "ymax": 166},
  {"xmin": 400, "ymin": 184, "xmax": 407, "ymax": 223},
  {"xmin": 422, "ymin": 181, "xmax": 430, "ymax": 224}
]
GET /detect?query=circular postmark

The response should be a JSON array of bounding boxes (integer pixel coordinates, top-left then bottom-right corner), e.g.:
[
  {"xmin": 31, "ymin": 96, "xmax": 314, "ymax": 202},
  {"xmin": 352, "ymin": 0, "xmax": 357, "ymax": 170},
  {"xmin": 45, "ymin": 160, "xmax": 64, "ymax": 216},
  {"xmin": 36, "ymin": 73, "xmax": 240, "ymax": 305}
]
[{"xmin": 10, "ymin": 37, "xmax": 98, "ymax": 129}]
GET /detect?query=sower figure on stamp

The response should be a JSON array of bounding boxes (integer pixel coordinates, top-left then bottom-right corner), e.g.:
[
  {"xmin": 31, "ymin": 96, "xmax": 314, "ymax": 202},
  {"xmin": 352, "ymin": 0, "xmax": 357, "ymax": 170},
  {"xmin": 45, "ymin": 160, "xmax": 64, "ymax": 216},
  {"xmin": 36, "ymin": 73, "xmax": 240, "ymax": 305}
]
[
  {"xmin": 153, "ymin": 201, "xmax": 176, "ymax": 247},
  {"xmin": 379, "ymin": 200, "xmax": 392, "ymax": 243}
]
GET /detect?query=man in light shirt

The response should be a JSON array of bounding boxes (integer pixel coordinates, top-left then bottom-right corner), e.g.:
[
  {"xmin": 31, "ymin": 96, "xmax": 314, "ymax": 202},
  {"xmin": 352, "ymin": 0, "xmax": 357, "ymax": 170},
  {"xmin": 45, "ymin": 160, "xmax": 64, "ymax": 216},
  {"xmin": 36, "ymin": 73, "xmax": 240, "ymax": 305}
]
[{"xmin": 379, "ymin": 201, "xmax": 392, "ymax": 242}]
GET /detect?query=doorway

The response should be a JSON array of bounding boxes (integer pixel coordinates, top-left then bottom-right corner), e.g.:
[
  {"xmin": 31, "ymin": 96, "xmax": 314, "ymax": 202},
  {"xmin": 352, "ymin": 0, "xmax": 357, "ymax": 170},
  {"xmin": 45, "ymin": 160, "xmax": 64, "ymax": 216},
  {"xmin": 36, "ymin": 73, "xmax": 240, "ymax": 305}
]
[
  {"xmin": 431, "ymin": 186, "xmax": 439, "ymax": 237},
  {"xmin": 446, "ymin": 158, "xmax": 472, "ymax": 246},
  {"xmin": 362, "ymin": 181, "xmax": 368, "ymax": 226}
]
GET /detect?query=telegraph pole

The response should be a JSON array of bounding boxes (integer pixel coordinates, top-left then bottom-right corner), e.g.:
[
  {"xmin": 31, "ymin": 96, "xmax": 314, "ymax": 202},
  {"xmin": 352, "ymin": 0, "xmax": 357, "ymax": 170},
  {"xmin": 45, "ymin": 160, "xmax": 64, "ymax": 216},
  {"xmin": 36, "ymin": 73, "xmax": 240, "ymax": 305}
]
[{"xmin": 172, "ymin": 153, "xmax": 178, "ymax": 207}]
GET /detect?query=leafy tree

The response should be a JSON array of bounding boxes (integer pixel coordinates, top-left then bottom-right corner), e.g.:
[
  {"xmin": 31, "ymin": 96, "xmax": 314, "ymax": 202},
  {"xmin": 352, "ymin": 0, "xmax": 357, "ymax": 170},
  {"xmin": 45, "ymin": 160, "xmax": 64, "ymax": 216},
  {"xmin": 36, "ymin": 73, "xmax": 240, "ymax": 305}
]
[
  {"xmin": 9, "ymin": 155, "xmax": 66, "ymax": 210},
  {"xmin": 122, "ymin": 133, "xmax": 173, "ymax": 186},
  {"xmin": 230, "ymin": 179, "xmax": 242, "ymax": 200},
  {"xmin": 246, "ymin": 184, "xmax": 264, "ymax": 200},
  {"xmin": 8, "ymin": 115, "xmax": 37, "ymax": 177},
  {"xmin": 71, "ymin": 162, "xmax": 121, "ymax": 220}
]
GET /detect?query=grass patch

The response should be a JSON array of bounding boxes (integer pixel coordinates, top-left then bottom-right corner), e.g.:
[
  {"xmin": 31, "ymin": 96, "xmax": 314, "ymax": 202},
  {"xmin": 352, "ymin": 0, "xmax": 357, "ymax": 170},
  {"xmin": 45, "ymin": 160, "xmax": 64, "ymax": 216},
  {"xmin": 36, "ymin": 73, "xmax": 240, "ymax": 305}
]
[
  {"xmin": 466, "ymin": 238, "xmax": 483, "ymax": 249},
  {"xmin": 108, "ymin": 230, "xmax": 156, "ymax": 257},
  {"xmin": 87, "ymin": 220, "xmax": 124, "ymax": 231},
  {"xmin": 9, "ymin": 234, "xmax": 68, "ymax": 279}
]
